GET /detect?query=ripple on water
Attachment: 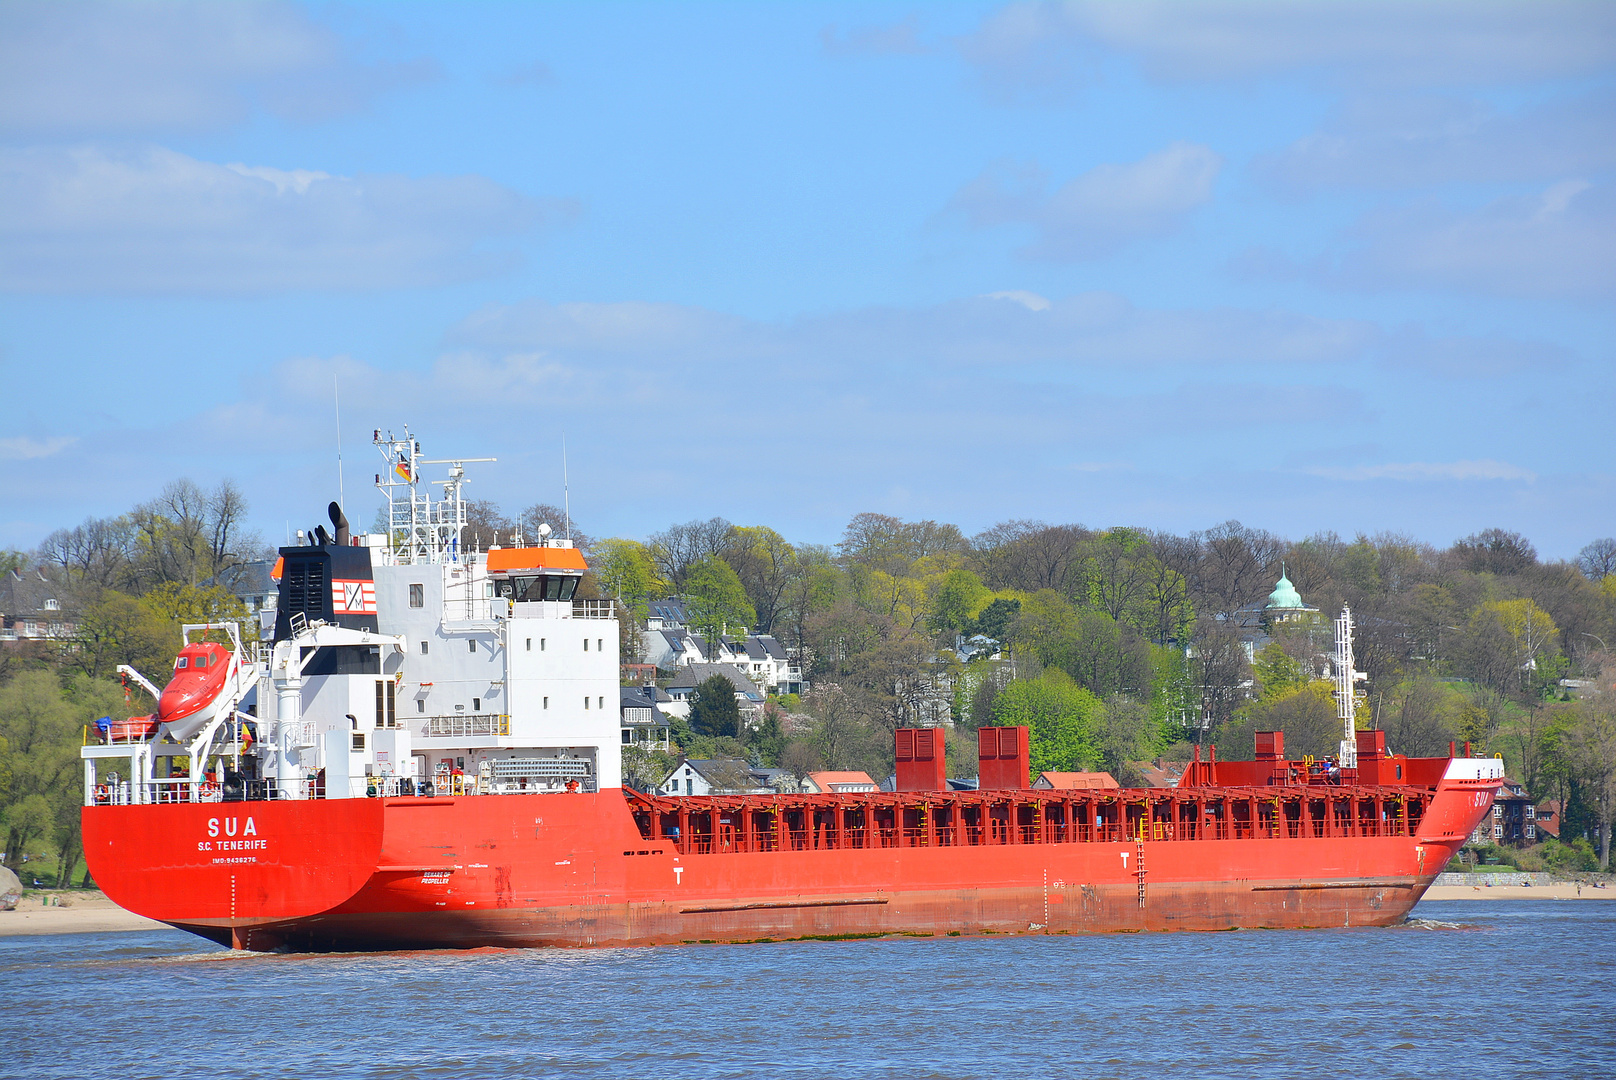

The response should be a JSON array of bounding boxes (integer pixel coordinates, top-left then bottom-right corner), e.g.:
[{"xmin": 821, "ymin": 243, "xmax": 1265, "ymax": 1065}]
[{"xmin": 4, "ymin": 903, "xmax": 1612, "ymax": 1080}]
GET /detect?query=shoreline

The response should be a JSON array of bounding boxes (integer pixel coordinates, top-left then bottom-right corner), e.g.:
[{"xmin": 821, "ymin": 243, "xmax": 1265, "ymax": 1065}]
[
  {"xmin": 2, "ymin": 883, "xmax": 1612, "ymax": 940},
  {"xmin": 1419, "ymin": 883, "xmax": 1612, "ymax": 902},
  {"xmin": 0, "ymin": 892, "xmax": 167, "ymax": 937}
]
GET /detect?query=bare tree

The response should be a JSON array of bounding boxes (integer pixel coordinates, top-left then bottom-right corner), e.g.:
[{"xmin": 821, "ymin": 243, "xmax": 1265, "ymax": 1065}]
[
  {"xmin": 1450, "ymin": 528, "xmax": 1538, "ymax": 576},
  {"xmin": 205, "ymin": 480, "xmax": 257, "ymax": 588},
  {"xmin": 518, "ymin": 502, "xmax": 591, "ymax": 554},
  {"xmin": 462, "ymin": 499, "xmax": 513, "ymax": 550},
  {"xmin": 1191, "ymin": 617, "xmax": 1251, "ymax": 736},
  {"xmin": 971, "ymin": 520, "xmax": 1089, "ymax": 595},
  {"xmin": 647, "ymin": 517, "xmax": 731, "ymax": 590},
  {"xmin": 1577, "ymin": 538, "xmax": 1616, "ymax": 581},
  {"xmin": 1192, "ymin": 520, "xmax": 1286, "ymax": 619},
  {"xmin": 37, "ymin": 516, "xmax": 134, "ymax": 592}
]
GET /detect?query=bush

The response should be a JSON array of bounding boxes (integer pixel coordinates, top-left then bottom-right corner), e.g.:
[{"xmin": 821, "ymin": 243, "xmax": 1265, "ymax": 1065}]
[{"xmin": 1515, "ymin": 838, "xmax": 1599, "ymax": 874}]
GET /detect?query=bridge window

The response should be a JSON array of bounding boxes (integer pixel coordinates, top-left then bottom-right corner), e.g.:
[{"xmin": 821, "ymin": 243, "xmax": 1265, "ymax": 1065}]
[
  {"xmin": 409, "ymin": 584, "xmax": 424, "ymax": 608},
  {"xmin": 503, "ymin": 575, "xmax": 579, "ymax": 602}
]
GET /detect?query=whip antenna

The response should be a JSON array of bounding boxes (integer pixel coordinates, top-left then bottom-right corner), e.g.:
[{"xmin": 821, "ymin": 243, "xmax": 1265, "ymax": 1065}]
[
  {"xmin": 334, "ymin": 374, "xmax": 345, "ymax": 513},
  {"xmin": 562, "ymin": 432, "xmax": 571, "ymax": 544}
]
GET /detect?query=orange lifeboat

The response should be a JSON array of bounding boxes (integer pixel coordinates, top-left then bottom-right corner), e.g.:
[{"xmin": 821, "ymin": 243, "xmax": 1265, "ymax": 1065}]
[{"xmin": 157, "ymin": 642, "xmax": 238, "ymax": 740}]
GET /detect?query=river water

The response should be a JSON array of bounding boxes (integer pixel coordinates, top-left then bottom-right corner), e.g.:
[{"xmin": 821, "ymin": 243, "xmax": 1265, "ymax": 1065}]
[{"xmin": 5, "ymin": 900, "xmax": 1613, "ymax": 1080}]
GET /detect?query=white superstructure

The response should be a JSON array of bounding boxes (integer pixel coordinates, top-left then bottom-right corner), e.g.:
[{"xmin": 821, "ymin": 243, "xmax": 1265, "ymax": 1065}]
[{"xmin": 82, "ymin": 427, "xmax": 623, "ymax": 804}]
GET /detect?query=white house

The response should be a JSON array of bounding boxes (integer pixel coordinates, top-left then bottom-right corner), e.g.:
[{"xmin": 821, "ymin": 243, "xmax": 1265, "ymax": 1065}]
[{"xmin": 664, "ymin": 663, "xmax": 766, "ymax": 725}]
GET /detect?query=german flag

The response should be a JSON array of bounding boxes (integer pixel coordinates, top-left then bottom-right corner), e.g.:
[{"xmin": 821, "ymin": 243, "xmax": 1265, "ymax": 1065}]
[{"xmin": 393, "ymin": 455, "xmax": 413, "ymax": 483}]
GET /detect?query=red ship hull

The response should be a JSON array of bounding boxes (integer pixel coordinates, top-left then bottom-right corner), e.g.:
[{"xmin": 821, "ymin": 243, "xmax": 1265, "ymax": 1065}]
[{"xmin": 82, "ymin": 770, "xmax": 1497, "ymax": 952}]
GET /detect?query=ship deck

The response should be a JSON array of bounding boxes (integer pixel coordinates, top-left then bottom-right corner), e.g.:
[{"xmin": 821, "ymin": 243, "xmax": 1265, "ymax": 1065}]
[{"xmin": 627, "ymin": 783, "xmax": 1435, "ymax": 855}]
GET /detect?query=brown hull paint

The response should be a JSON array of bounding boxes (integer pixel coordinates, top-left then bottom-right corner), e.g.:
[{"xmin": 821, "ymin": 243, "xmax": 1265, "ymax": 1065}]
[{"xmin": 170, "ymin": 876, "xmax": 1432, "ymax": 952}]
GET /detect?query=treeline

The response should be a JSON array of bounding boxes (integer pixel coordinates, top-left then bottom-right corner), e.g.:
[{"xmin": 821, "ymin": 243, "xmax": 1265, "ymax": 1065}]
[
  {"xmin": 0, "ymin": 480, "xmax": 271, "ymax": 880},
  {"xmin": 5, "ymin": 484, "xmax": 1616, "ymax": 876}
]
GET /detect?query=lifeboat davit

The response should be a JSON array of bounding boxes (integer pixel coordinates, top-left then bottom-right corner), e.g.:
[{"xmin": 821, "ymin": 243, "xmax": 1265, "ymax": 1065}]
[{"xmin": 157, "ymin": 641, "xmax": 239, "ymax": 741}]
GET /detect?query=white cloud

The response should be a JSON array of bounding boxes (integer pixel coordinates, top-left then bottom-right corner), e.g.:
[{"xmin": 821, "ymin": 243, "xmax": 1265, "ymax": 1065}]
[
  {"xmin": 949, "ymin": 142, "xmax": 1222, "ymax": 260},
  {"xmin": 1325, "ymin": 181, "xmax": 1615, "ymax": 300},
  {"xmin": 1258, "ymin": 90, "xmax": 1616, "ymax": 191},
  {"xmin": 962, "ymin": 1, "xmax": 1616, "ymax": 93},
  {"xmin": 983, "ymin": 290, "xmax": 1051, "ymax": 311},
  {"xmin": 0, "ymin": 144, "xmax": 567, "ymax": 294},
  {"xmin": 453, "ymin": 291, "xmax": 1376, "ymax": 371},
  {"xmin": 0, "ymin": 1, "xmax": 435, "ymax": 135},
  {"xmin": 1305, "ymin": 460, "xmax": 1537, "ymax": 483},
  {"xmin": 7, "ymin": 294, "xmax": 1598, "ymax": 556},
  {"xmin": 0, "ymin": 436, "xmax": 76, "ymax": 460}
]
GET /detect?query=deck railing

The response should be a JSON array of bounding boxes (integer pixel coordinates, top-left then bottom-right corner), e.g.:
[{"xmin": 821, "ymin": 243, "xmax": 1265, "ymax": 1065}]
[
  {"xmin": 424, "ymin": 714, "xmax": 511, "ymax": 738},
  {"xmin": 629, "ymin": 786, "xmax": 1432, "ymax": 856}
]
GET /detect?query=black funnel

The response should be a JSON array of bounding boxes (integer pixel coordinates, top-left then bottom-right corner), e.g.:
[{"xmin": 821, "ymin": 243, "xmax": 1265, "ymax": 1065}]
[{"xmin": 329, "ymin": 502, "xmax": 351, "ymax": 546}]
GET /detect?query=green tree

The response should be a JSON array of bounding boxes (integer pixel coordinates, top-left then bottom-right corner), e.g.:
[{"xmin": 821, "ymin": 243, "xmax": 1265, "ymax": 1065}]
[
  {"xmin": 0, "ymin": 672, "xmax": 87, "ymax": 876},
  {"xmin": 1558, "ymin": 682, "xmax": 1616, "ymax": 869},
  {"xmin": 69, "ymin": 591, "xmax": 174, "ymax": 681},
  {"xmin": 746, "ymin": 709, "xmax": 787, "ymax": 766},
  {"xmin": 929, "ymin": 568, "xmax": 992, "ymax": 636},
  {"xmin": 1252, "ymin": 642, "xmax": 1306, "ymax": 699},
  {"xmin": 1137, "ymin": 555, "xmax": 1195, "ymax": 645},
  {"xmin": 143, "ymin": 582, "xmax": 250, "ymax": 628},
  {"xmin": 1463, "ymin": 598, "xmax": 1564, "ymax": 697},
  {"xmin": 778, "ymin": 543, "xmax": 841, "ymax": 661},
  {"xmin": 973, "ymin": 596, "xmax": 1021, "ymax": 643},
  {"xmin": 684, "ymin": 555, "xmax": 756, "ymax": 647},
  {"xmin": 1148, "ymin": 645, "xmax": 1197, "ymax": 740},
  {"xmin": 1217, "ymin": 681, "xmax": 1342, "ymax": 761},
  {"xmin": 689, "ymin": 674, "xmax": 743, "ymax": 740},
  {"xmin": 621, "ymin": 745, "xmax": 679, "ymax": 792},
  {"xmin": 1378, "ymin": 672, "xmax": 1465, "ymax": 758},
  {"xmin": 1097, "ymin": 696, "xmax": 1162, "ymax": 786},
  {"xmin": 590, "ymin": 538, "xmax": 664, "ymax": 616},
  {"xmin": 992, "ymin": 669, "xmax": 1103, "ymax": 778}
]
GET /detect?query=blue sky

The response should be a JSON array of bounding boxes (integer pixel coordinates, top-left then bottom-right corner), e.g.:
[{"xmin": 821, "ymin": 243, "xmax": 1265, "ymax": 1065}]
[{"xmin": 1, "ymin": 1, "xmax": 1611, "ymax": 558}]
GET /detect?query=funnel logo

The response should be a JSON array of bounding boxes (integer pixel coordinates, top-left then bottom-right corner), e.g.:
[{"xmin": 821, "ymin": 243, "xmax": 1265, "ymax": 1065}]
[{"xmin": 332, "ymin": 580, "xmax": 377, "ymax": 614}]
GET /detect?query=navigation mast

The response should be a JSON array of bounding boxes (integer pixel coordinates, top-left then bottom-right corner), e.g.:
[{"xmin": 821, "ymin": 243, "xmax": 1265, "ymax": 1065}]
[{"xmin": 1333, "ymin": 604, "xmax": 1367, "ymax": 768}]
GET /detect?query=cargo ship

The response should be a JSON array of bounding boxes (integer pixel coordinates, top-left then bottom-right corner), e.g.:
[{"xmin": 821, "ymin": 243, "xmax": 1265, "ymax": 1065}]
[{"xmin": 81, "ymin": 431, "xmax": 1503, "ymax": 952}]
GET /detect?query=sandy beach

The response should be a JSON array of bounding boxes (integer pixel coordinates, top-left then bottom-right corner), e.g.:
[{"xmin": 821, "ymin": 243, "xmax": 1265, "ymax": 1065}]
[
  {"xmin": 1, "ymin": 882, "xmax": 1610, "ymax": 939},
  {"xmin": 1420, "ymin": 883, "xmax": 1614, "ymax": 901},
  {"xmin": 0, "ymin": 892, "xmax": 167, "ymax": 937}
]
